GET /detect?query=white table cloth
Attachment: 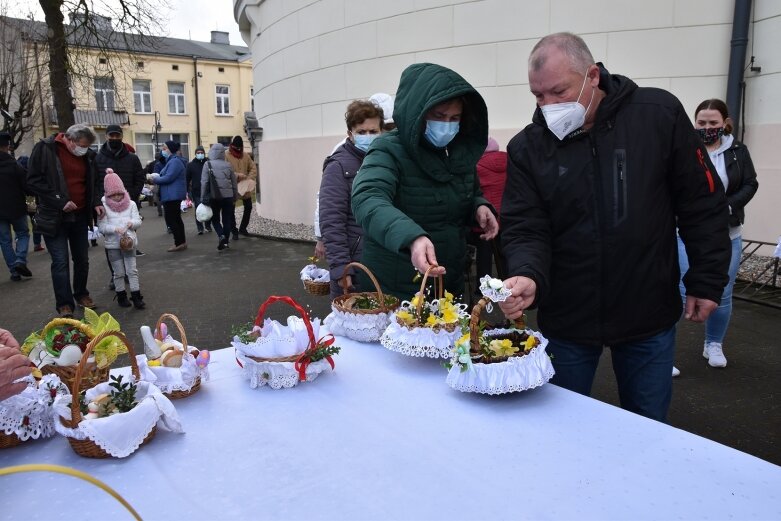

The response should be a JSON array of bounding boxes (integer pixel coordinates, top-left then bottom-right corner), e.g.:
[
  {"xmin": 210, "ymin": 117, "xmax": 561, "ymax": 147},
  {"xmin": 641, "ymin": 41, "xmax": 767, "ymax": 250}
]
[{"xmin": 1, "ymin": 338, "xmax": 779, "ymax": 520}]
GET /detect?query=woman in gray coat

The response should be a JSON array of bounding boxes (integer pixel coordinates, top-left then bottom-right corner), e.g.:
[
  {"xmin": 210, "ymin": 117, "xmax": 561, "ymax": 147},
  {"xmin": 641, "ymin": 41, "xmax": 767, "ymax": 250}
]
[{"xmin": 201, "ymin": 143, "xmax": 239, "ymax": 250}]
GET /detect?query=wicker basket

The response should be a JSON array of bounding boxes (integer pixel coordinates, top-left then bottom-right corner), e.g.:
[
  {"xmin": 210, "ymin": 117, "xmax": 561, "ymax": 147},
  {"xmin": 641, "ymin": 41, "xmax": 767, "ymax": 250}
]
[
  {"xmin": 0, "ymin": 432, "xmax": 22, "ymax": 449},
  {"xmin": 61, "ymin": 331, "xmax": 155, "ymax": 459},
  {"xmin": 245, "ymin": 296, "xmax": 319, "ymax": 364},
  {"xmin": 469, "ymin": 297, "xmax": 527, "ymax": 363},
  {"xmin": 303, "ymin": 278, "xmax": 330, "ymax": 296},
  {"xmin": 332, "ymin": 262, "xmax": 399, "ymax": 315},
  {"xmin": 39, "ymin": 319, "xmax": 110, "ymax": 390},
  {"xmin": 154, "ymin": 313, "xmax": 201, "ymax": 400},
  {"xmin": 402, "ymin": 265, "xmax": 460, "ymax": 333}
]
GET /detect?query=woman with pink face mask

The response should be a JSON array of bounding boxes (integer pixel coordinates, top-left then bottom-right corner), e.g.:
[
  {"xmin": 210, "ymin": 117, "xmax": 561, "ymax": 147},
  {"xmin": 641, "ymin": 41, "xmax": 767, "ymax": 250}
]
[{"xmin": 674, "ymin": 99, "xmax": 758, "ymax": 375}]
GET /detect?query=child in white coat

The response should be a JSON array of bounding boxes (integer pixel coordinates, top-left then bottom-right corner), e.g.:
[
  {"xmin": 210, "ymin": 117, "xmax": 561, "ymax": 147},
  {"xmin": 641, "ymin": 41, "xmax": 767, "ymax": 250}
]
[{"xmin": 98, "ymin": 170, "xmax": 145, "ymax": 309}]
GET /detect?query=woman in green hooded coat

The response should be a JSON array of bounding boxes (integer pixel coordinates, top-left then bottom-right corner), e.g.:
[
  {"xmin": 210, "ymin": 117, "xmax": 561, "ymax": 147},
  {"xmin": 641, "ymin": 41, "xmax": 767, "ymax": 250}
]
[{"xmin": 351, "ymin": 63, "xmax": 499, "ymax": 300}]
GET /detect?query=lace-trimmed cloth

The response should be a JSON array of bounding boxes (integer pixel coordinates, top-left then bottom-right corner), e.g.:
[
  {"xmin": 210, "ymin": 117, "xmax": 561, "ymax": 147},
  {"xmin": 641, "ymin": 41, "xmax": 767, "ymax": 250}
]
[
  {"xmin": 324, "ymin": 308, "xmax": 394, "ymax": 343},
  {"xmin": 380, "ymin": 320, "xmax": 463, "ymax": 359},
  {"xmin": 233, "ymin": 348, "xmax": 332, "ymax": 389},
  {"xmin": 0, "ymin": 375, "xmax": 69, "ymax": 441},
  {"xmin": 446, "ymin": 329, "xmax": 555, "ymax": 394},
  {"xmin": 53, "ymin": 380, "xmax": 183, "ymax": 458}
]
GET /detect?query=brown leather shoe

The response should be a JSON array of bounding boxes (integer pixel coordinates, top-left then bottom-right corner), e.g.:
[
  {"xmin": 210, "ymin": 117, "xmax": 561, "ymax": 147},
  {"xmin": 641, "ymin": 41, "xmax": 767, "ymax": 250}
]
[
  {"xmin": 76, "ymin": 295, "xmax": 96, "ymax": 308},
  {"xmin": 167, "ymin": 243, "xmax": 187, "ymax": 252},
  {"xmin": 57, "ymin": 305, "xmax": 74, "ymax": 318}
]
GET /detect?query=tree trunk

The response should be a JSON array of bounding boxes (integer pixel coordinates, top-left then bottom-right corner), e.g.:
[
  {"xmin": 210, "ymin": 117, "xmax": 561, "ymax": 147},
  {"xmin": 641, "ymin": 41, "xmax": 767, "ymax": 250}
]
[{"xmin": 40, "ymin": 0, "xmax": 75, "ymax": 130}]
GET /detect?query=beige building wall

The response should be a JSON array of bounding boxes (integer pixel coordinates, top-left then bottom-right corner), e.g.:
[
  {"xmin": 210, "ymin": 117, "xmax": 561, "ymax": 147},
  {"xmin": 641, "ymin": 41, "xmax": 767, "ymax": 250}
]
[{"xmin": 235, "ymin": 0, "xmax": 780, "ymax": 246}]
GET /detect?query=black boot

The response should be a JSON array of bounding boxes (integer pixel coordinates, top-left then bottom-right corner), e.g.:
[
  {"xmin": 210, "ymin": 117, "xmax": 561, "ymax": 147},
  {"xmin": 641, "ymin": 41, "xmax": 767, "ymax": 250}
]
[
  {"xmin": 115, "ymin": 290, "xmax": 131, "ymax": 308},
  {"xmin": 130, "ymin": 290, "xmax": 146, "ymax": 309}
]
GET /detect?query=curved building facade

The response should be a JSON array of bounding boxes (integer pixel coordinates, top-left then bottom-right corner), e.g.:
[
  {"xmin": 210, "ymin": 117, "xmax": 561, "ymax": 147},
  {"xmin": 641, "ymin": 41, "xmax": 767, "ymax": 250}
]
[{"xmin": 235, "ymin": 0, "xmax": 779, "ymax": 244}]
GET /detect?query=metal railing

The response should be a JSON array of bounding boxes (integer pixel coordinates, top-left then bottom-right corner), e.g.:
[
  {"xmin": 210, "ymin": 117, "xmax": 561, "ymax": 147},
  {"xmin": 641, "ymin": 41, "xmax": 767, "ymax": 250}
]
[{"xmin": 734, "ymin": 239, "xmax": 781, "ymax": 309}]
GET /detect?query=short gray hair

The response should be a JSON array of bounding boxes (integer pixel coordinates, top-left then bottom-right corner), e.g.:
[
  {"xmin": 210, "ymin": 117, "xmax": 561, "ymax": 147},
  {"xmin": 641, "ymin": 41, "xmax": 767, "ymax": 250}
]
[
  {"xmin": 64, "ymin": 124, "xmax": 97, "ymax": 144},
  {"xmin": 529, "ymin": 32, "xmax": 595, "ymax": 74}
]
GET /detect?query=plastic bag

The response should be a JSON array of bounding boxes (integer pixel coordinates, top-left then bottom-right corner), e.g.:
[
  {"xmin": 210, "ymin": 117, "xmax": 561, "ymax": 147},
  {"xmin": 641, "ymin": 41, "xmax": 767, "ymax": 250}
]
[{"xmin": 196, "ymin": 203, "xmax": 213, "ymax": 223}]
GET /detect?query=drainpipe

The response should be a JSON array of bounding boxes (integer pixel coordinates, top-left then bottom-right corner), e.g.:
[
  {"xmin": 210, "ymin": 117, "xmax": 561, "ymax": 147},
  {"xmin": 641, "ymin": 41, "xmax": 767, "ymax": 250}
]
[
  {"xmin": 726, "ymin": 0, "xmax": 752, "ymax": 137},
  {"xmin": 193, "ymin": 56, "xmax": 202, "ymax": 146}
]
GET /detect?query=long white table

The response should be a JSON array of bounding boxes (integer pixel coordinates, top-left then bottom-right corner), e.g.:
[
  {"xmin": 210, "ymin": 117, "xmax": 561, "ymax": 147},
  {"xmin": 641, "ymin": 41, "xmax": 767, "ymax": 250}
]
[{"xmin": 1, "ymin": 338, "xmax": 779, "ymax": 520}]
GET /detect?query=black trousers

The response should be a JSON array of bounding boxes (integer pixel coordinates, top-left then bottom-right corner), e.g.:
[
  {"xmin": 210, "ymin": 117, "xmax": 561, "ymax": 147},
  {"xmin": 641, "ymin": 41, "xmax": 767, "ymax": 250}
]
[
  {"xmin": 162, "ymin": 200, "xmax": 186, "ymax": 246},
  {"xmin": 233, "ymin": 198, "xmax": 252, "ymax": 233}
]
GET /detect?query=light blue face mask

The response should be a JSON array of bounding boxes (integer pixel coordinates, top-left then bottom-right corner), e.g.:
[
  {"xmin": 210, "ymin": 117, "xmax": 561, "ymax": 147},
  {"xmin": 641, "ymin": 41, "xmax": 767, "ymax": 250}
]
[
  {"xmin": 161, "ymin": 150, "xmax": 171, "ymax": 159},
  {"xmin": 424, "ymin": 120, "xmax": 460, "ymax": 148},
  {"xmin": 195, "ymin": 153, "xmax": 205, "ymax": 160},
  {"xmin": 353, "ymin": 133, "xmax": 377, "ymax": 153}
]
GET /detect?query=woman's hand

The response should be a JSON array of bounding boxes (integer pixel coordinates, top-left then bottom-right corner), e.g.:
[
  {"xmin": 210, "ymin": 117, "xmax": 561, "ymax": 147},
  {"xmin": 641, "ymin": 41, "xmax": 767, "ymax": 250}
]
[
  {"xmin": 476, "ymin": 205, "xmax": 499, "ymax": 240},
  {"xmin": 410, "ymin": 236, "xmax": 446, "ymax": 276},
  {"xmin": 314, "ymin": 240, "xmax": 326, "ymax": 261},
  {"xmin": 0, "ymin": 346, "xmax": 31, "ymax": 401},
  {"xmin": 0, "ymin": 329, "xmax": 20, "ymax": 351}
]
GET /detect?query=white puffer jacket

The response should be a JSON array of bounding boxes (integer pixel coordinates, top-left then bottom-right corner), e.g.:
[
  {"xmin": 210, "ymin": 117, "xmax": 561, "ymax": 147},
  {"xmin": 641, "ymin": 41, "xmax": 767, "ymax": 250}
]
[{"xmin": 97, "ymin": 197, "xmax": 142, "ymax": 250}]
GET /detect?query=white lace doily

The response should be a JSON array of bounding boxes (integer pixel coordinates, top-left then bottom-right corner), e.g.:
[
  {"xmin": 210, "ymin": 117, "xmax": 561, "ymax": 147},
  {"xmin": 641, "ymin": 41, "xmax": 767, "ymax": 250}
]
[
  {"xmin": 446, "ymin": 329, "xmax": 555, "ymax": 395},
  {"xmin": 234, "ymin": 352, "xmax": 332, "ymax": 389},
  {"xmin": 0, "ymin": 374, "xmax": 69, "ymax": 442},
  {"xmin": 53, "ymin": 380, "xmax": 183, "ymax": 458},
  {"xmin": 135, "ymin": 336, "xmax": 207, "ymax": 393},
  {"xmin": 380, "ymin": 320, "xmax": 462, "ymax": 359},
  {"xmin": 479, "ymin": 275, "xmax": 512, "ymax": 303},
  {"xmin": 324, "ymin": 307, "xmax": 394, "ymax": 343}
]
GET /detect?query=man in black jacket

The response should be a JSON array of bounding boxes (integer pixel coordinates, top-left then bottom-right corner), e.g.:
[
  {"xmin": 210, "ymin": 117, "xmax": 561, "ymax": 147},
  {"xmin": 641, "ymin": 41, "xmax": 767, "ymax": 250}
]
[
  {"xmin": 186, "ymin": 145, "xmax": 211, "ymax": 234},
  {"xmin": 27, "ymin": 124, "xmax": 104, "ymax": 317},
  {"xmin": 499, "ymin": 33, "xmax": 730, "ymax": 422},
  {"xmin": 0, "ymin": 132, "xmax": 32, "ymax": 281}
]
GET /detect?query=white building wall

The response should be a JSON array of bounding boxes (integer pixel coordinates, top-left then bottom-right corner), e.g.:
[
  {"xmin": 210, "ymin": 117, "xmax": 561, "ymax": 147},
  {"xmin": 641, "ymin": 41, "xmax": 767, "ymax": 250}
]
[{"xmin": 235, "ymin": 0, "xmax": 780, "ymax": 245}]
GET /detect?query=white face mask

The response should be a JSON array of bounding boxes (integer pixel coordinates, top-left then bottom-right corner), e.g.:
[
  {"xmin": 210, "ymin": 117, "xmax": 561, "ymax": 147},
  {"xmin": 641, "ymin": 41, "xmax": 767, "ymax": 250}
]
[
  {"xmin": 540, "ymin": 70, "xmax": 595, "ymax": 140},
  {"xmin": 71, "ymin": 145, "xmax": 89, "ymax": 157}
]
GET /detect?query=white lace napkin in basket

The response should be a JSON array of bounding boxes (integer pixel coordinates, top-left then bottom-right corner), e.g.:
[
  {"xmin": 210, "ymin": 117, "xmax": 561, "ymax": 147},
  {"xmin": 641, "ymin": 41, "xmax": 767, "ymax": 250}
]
[
  {"xmin": 0, "ymin": 374, "xmax": 69, "ymax": 442},
  {"xmin": 380, "ymin": 317, "xmax": 463, "ymax": 359},
  {"xmin": 445, "ymin": 329, "xmax": 555, "ymax": 395},
  {"xmin": 53, "ymin": 380, "xmax": 183, "ymax": 458},
  {"xmin": 300, "ymin": 264, "xmax": 329, "ymax": 282},
  {"xmin": 136, "ymin": 336, "xmax": 207, "ymax": 393},
  {"xmin": 325, "ymin": 307, "xmax": 394, "ymax": 343}
]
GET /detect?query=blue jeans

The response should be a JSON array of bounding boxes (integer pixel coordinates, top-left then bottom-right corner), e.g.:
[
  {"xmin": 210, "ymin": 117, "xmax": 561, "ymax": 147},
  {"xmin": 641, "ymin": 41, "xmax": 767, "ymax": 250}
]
[
  {"xmin": 43, "ymin": 210, "xmax": 90, "ymax": 310},
  {"xmin": 678, "ymin": 235, "xmax": 741, "ymax": 344},
  {"xmin": 0, "ymin": 215, "xmax": 30, "ymax": 275},
  {"xmin": 547, "ymin": 327, "xmax": 676, "ymax": 423}
]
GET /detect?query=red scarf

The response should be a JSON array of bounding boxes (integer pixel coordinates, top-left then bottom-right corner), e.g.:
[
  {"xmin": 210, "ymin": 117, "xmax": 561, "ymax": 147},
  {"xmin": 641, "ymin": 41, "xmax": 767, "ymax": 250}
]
[{"xmin": 229, "ymin": 144, "xmax": 243, "ymax": 159}]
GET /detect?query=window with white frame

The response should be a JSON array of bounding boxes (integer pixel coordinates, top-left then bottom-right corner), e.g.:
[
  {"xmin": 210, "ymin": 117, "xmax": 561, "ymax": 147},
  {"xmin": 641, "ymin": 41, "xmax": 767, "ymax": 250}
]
[
  {"xmin": 216, "ymin": 85, "xmax": 230, "ymax": 115},
  {"xmin": 94, "ymin": 77, "xmax": 115, "ymax": 111},
  {"xmin": 165, "ymin": 133, "xmax": 190, "ymax": 159},
  {"xmin": 133, "ymin": 80, "xmax": 152, "ymax": 113},
  {"xmin": 168, "ymin": 82, "xmax": 186, "ymax": 114},
  {"xmin": 134, "ymin": 133, "xmax": 155, "ymax": 166}
]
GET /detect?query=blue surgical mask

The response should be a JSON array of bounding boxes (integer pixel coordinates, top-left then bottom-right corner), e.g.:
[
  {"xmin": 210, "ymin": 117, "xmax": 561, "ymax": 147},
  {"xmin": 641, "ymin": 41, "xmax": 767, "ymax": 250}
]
[
  {"xmin": 161, "ymin": 150, "xmax": 170, "ymax": 159},
  {"xmin": 195, "ymin": 153, "xmax": 205, "ymax": 160},
  {"xmin": 352, "ymin": 133, "xmax": 377, "ymax": 153},
  {"xmin": 424, "ymin": 120, "xmax": 459, "ymax": 148}
]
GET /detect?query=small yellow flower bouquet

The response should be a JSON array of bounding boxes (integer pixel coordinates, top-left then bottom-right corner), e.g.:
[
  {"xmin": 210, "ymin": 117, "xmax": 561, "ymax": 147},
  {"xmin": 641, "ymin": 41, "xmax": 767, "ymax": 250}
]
[{"xmin": 380, "ymin": 266, "xmax": 469, "ymax": 359}]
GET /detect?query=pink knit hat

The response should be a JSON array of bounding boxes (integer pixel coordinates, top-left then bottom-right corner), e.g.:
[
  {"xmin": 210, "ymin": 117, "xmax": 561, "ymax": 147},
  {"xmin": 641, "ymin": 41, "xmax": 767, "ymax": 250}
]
[
  {"xmin": 485, "ymin": 137, "xmax": 500, "ymax": 153},
  {"xmin": 103, "ymin": 170, "xmax": 126, "ymax": 196}
]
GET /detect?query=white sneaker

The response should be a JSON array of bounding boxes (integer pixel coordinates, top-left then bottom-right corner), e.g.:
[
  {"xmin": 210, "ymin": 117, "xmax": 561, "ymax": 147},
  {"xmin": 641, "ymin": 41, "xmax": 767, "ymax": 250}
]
[
  {"xmin": 703, "ymin": 342, "xmax": 727, "ymax": 368},
  {"xmin": 672, "ymin": 366, "xmax": 681, "ymax": 377}
]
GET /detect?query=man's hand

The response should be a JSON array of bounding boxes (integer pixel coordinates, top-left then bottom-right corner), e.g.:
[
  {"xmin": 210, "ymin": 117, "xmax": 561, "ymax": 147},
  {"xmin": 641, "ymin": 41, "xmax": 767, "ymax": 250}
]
[
  {"xmin": 237, "ymin": 172, "xmax": 246, "ymax": 181},
  {"xmin": 0, "ymin": 346, "xmax": 31, "ymax": 401},
  {"xmin": 410, "ymin": 236, "xmax": 445, "ymax": 276},
  {"xmin": 62, "ymin": 201, "xmax": 77, "ymax": 212},
  {"xmin": 498, "ymin": 276, "xmax": 537, "ymax": 320},
  {"xmin": 339, "ymin": 275, "xmax": 353, "ymax": 293},
  {"xmin": 684, "ymin": 296, "xmax": 719, "ymax": 322},
  {"xmin": 314, "ymin": 240, "xmax": 326, "ymax": 261},
  {"xmin": 95, "ymin": 206, "xmax": 105, "ymax": 218},
  {"xmin": 0, "ymin": 329, "xmax": 20, "ymax": 351},
  {"xmin": 476, "ymin": 205, "xmax": 499, "ymax": 240}
]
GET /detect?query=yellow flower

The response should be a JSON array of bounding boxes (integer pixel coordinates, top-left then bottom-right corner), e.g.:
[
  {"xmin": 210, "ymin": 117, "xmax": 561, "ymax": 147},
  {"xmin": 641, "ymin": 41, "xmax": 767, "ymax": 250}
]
[
  {"xmin": 441, "ymin": 306, "xmax": 459, "ymax": 324},
  {"xmin": 426, "ymin": 314, "xmax": 439, "ymax": 326},
  {"xmin": 456, "ymin": 333, "xmax": 470, "ymax": 349},
  {"xmin": 410, "ymin": 294, "xmax": 422, "ymax": 308},
  {"xmin": 444, "ymin": 291, "xmax": 454, "ymax": 303},
  {"xmin": 396, "ymin": 310, "xmax": 415, "ymax": 324},
  {"xmin": 489, "ymin": 339, "xmax": 519, "ymax": 357},
  {"xmin": 524, "ymin": 335, "xmax": 539, "ymax": 353}
]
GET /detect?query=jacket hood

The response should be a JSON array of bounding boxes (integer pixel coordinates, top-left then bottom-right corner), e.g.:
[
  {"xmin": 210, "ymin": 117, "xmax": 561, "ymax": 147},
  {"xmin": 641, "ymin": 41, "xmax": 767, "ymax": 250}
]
[
  {"xmin": 532, "ymin": 63, "xmax": 638, "ymax": 138},
  {"xmin": 208, "ymin": 143, "xmax": 226, "ymax": 161},
  {"xmin": 393, "ymin": 63, "xmax": 488, "ymax": 174},
  {"xmin": 478, "ymin": 150, "xmax": 508, "ymax": 174},
  {"xmin": 99, "ymin": 140, "xmax": 128, "ymax": 158}
]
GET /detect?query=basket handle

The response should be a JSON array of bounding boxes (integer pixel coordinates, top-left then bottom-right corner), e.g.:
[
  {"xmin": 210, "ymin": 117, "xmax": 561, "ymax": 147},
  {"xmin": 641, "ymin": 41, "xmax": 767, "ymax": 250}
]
[
  {"xmin": 469, "ymin": 297, "xmax": 526, "ymax": 353},
  {"xmin": 339, "ymin": 262, "xmax": 390, "ymax": 311},
  {"xmin": 414, "ymin": 265, "xmax": 444, "ymax": 318},
  {"xmin": 155, "ymin": 313, "xmax": 188, "ymax": 352},
  {"xmin": 67, "ymin": 331, "xmax": 138, "ymax": 429},
  {"xmin": 254, "ymin": 296, "xmax": 315, "ymax": 350}
]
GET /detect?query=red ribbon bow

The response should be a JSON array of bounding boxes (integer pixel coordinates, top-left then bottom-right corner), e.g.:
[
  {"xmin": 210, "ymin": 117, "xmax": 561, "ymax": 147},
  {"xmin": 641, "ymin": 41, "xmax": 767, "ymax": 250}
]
[{"xmin": 294, "ymin": 334, "xmax": 336, "ymax": 381}]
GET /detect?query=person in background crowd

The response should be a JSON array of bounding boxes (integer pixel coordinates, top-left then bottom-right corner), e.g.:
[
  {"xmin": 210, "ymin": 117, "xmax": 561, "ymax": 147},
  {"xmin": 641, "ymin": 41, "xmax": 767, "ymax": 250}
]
[
  {"xmin": 352, "ymin": 63, "xmax": 499, "ymax": 299},
  {"xmin": 149, "ymin": 140, "xmax": 188, "ymax": 252},
  {"xmin": 319, "ymin": 99, "xmax": 384, "ymax": 299},
  {"xmin": 673, "ymin": 98, "xmax": 759, "ymax": 374},
  {"xmin": 97, "ymin": 170, "xmax": 145, "ymax": 309},
  {"xmin": 149, "ymin": 152, "xmax": 165, "ymax": 217},
  {"xmin": 468, "ymin": 136, "xmax": 507, "ymax": 296},
  {"xmin": 187, "ymin": 145, "xmax": 212, "ymax": 235},
  {"xmin": 225, "ymin": 135, "xmax": 257, "ymax": 239},
  {"xmin": 17, "ymin": 156, "xmax": 44, "ymax": 253},
  {"xmin": 499, "ymin": 32, "xmax": 730, "ymax": 423},
  {"xmin": 0, "ymin": 132, "xmax": 32, "ymax": 282},
  {"xmin": 0, "ymin": 328, "xmax": 29, "ymax": 401},
  {"xmin": 201, "ymin": 143, "xmax": 239, "ymax": 251},
  {"xmin": 27, "ymin": 124, "xmax": 104, "ymax": 317}
]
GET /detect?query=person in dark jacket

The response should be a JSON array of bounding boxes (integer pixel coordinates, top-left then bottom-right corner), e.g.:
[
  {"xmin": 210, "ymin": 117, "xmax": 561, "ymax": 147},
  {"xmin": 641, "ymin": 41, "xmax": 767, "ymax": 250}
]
[
  {"xmin": 26, "ymin": 124, "xmax": 105, "ymax": 316},
  {"xmin": 187, "ymin": 145, "xmax": 211, "ymax": 235},
  {"xmin": 17, "ymin": 156, "xmax": 44, "ymax": 252},
  {"xmin": 0, "ymin": 132, "xmax": 32, "ymax": 281},
  {"xmin": 319, "ymin": 99, "xmax": 384, "ymax": 299},
  {"xmin": 498, "ymin": 33, "xmax": 730, "ymax": 423},
  {"xmin": 351, "ymin": 63, "xmax": 499, "ymax": 300},
  {"xmin": 150, "ymin": 140, "xmax": 188, "ymax": 251},
  {"xmin": 674, "ymin": 98, "xmax": 759, "ymax": 372}
]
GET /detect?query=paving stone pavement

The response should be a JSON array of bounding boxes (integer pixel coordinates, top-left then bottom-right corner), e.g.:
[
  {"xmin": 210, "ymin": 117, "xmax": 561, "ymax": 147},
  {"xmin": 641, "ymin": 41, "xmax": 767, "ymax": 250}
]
[{"xmin": 1, "ymin": 203, "xmax": 778, "ymax": 465}]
